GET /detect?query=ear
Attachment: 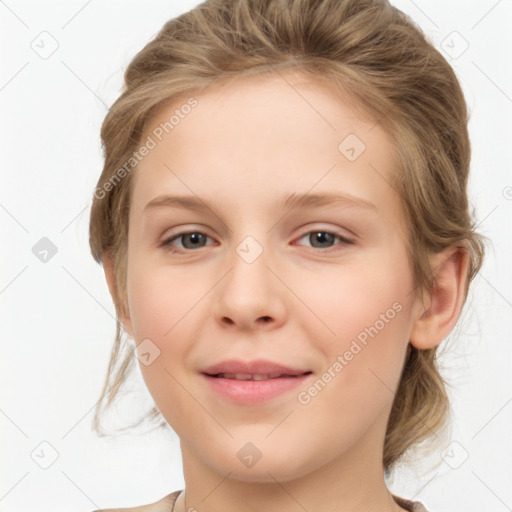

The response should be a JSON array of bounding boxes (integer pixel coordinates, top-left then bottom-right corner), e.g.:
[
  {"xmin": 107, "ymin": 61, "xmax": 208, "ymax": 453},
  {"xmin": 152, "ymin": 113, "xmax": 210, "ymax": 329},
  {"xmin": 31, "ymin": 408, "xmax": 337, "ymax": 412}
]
[
  {"xmin": 410, "ymin": 244, "xmax": 470, "ymax": 350},
  {"xmin": 102, "ymin": 251, "xmax": 134, "ymax": 339}
]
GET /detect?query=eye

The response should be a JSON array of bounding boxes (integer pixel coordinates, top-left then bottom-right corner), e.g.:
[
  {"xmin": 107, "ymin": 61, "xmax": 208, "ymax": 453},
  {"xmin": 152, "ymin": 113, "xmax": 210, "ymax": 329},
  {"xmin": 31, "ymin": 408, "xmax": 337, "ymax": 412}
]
[
  {"xmin": 294, "ymin": 229, "xmax": 354, "ymax": 252},
  {"xmin": 160, "ymin": 228, "xmax": 354, "ymax": 254},
  {"xmin": 161, "ymin": 231, "xmax": 214, "ymax": 252}
]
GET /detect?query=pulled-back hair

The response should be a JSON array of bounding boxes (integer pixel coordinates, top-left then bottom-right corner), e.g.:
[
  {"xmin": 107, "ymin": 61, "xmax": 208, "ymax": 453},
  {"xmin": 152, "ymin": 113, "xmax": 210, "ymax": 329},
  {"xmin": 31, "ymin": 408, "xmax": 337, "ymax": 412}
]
[{"xmin": 89, "ymin": 0, "xmax": 486, "ymax": 472}]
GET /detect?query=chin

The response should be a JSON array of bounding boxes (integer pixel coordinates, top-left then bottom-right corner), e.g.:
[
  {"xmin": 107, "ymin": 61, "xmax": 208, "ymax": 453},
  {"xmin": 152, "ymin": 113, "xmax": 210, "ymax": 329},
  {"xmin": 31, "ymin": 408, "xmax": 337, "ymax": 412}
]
[{"xmin": 201, "ymin": 439, "xmax": 321, "ymax": 484}]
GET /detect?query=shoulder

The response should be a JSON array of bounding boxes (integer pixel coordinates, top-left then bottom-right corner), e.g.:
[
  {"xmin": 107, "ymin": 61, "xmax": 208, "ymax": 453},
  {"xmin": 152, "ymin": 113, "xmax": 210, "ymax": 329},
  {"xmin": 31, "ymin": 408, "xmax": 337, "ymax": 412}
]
[
  {"xmin": 91, "ymin": 490, "xmax": 182, "ymax": 512},
  {"xmin": 393, "ymin": 494, "xmax": 430, "ymax": 512}
]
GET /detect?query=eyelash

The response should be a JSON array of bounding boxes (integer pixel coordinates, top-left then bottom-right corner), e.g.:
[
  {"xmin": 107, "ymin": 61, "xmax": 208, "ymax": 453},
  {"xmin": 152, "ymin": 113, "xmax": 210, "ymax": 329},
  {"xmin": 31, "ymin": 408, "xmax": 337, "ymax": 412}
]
[{"xmin": 160, "ymin": 229, "xmax": 354, "ymax": 254}]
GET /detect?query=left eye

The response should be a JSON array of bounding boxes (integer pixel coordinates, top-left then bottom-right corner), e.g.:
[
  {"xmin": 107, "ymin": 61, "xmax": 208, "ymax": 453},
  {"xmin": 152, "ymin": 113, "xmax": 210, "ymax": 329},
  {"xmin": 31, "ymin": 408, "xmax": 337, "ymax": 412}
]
[
  {"xmin": 161, "ymin": 230, "xmax": 354, "ymax": 253},
  {"xmin": 295, "ymin": 230, "xmax": 354, "ymax": 251}
]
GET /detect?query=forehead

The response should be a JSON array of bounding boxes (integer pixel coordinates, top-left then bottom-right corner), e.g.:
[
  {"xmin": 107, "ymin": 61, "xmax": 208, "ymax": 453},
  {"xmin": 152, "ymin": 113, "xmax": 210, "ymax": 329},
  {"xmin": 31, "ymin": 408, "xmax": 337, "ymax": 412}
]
[
  {"xmin": 131, "ymin": 69, "xmax": 405, "ymax": 233},
  {"xmin": 146, "ymin": 69, "xmax": 380, "ymax": 148}
]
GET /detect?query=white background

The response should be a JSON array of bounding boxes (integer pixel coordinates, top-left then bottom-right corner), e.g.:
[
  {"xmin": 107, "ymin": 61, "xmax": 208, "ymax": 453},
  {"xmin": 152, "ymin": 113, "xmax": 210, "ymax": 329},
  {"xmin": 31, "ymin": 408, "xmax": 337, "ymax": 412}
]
[{"xmin": 1, "ymin": 1, "xmax": 511, "ymax": 511}]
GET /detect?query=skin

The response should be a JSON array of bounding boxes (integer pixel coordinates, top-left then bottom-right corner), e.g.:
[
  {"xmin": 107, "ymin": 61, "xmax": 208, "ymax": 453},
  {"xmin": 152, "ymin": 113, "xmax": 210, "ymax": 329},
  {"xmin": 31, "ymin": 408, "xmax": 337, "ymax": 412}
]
[{"xmin": 103, "ymin": 69, "xmax": 469, "ymax": 512}]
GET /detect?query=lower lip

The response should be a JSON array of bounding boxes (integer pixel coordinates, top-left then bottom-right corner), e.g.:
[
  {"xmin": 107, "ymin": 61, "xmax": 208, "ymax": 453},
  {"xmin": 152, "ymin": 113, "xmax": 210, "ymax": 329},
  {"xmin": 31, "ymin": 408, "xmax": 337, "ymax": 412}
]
[{"xmin": 201, "ymin": 373, "xmax": 312, "ymax": 404}]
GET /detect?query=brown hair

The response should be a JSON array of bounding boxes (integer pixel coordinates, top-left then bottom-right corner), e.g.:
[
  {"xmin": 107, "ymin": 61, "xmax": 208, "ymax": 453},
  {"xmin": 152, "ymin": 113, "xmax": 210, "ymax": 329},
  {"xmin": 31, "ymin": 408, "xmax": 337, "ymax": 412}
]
[{"xmin": 89, "ymin": 0, "xmax": 486, "ymax": 472}]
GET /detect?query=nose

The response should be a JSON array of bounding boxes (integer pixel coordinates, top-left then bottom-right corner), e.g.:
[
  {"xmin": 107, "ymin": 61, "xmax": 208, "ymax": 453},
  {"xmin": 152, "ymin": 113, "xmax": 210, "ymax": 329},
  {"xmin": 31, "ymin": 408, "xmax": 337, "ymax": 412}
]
[{"xmin": 212, "ymin": 236, "xmax": 286, "ymax": 331}]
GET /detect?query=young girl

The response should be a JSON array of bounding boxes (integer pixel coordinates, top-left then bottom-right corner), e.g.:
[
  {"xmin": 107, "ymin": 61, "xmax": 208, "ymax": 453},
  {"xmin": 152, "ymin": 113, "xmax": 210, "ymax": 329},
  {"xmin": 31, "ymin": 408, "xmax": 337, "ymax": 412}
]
[{"xmin": 89, "ymin": 0, "xmax": 486, "ymax": 510}]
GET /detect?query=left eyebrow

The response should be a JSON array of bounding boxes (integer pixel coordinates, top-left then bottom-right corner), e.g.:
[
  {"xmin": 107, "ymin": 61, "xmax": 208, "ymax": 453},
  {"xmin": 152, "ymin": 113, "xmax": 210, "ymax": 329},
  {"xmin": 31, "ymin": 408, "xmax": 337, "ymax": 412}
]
[
  {"xmin": 143, "ymin": 192, "xmax": 378, "ymax": 214},
  {"xmin": 280, "ymin": 192, "xmax": 377, "ymax": 213}
]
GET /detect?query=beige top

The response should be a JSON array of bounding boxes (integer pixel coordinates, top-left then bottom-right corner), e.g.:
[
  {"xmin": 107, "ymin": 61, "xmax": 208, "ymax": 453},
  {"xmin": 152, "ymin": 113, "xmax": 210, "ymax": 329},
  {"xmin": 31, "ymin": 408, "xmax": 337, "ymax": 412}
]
[{"xmin": 93, "ymin": 490, "xmax": 429, "ymax": 511}]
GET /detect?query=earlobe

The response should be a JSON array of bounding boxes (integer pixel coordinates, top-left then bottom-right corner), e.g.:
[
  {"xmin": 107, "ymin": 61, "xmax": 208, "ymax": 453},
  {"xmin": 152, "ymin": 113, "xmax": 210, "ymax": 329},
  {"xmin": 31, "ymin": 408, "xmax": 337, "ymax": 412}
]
[
  {"xmin": 102, "ymin": 252, "xmax": 134, "ymax": 338},
  {"xmin": 410, "ymin": 245, "xmax": 470, "ymax": 350}
]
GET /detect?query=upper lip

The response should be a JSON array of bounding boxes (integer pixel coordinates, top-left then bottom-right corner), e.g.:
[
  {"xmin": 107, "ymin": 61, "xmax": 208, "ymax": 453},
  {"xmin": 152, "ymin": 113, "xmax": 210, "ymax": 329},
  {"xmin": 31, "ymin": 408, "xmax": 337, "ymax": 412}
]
[{"xmin": 201, "ymin": 359, "xmax": 312, "ymax": 376}]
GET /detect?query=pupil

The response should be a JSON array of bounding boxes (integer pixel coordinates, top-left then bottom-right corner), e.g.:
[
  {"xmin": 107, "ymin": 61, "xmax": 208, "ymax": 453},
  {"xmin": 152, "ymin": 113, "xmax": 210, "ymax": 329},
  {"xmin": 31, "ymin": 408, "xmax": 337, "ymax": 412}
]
[
  {"xmin": 185, "ymin": 233, "xmax": 204, "ymax": 248},
  {"xmin": 313, "ymin": 232, "xmax": 333, "ymax": 247}
]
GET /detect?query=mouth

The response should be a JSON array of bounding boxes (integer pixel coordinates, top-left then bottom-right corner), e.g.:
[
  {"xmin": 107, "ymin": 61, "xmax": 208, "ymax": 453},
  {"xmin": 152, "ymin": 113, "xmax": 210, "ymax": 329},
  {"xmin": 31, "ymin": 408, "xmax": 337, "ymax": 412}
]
[
  {"xmin": 200, "ymin": 371, "xmax": 314, "ymax": 404},
  {"xmin": 204, "ymin": 372, "xmax": 313, "ymax": 380}
]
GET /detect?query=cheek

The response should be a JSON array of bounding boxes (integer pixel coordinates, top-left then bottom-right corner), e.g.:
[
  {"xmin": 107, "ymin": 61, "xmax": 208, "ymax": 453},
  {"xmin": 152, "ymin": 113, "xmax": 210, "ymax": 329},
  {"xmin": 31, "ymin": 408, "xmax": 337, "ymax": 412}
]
[
  {"xmin": 301, "ymin": 253, "xmax": 412, "ymax": 343},
  {"xmin": 126, "ymin": 255, "xmax": 201, "ymax": 341},
  {"xmin": 290, "ymin": 272, "xmax": 411, "ymax": 456},
  {"xmin": 124, "ymin": 258, "xmax": 202, "ymax": 419},
  {"xmin": 124, "ymin": 253, "xmax": 212, "ymax": 406},
  {"xmin": 294, "ymin": 252, "xmax": 413, "ymax": 397}
]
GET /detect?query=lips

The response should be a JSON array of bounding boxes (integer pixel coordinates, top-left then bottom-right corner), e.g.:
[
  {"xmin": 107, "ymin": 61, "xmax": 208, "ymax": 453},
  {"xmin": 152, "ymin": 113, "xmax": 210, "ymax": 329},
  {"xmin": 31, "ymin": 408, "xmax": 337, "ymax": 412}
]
[
  {"xmin": 202, "ymin": 372, "xmax": 313, "ymax": 404},
  {"xmin": 200, "ymin": 359, "xmax": 311, "ymax": 379},
  {"xmin": 200, "ymin": 359, "xmax": 313, "ymax": 404},
  {"xmin": 212, "ymin": 372, "xmax": 299, "ymax": 380}
]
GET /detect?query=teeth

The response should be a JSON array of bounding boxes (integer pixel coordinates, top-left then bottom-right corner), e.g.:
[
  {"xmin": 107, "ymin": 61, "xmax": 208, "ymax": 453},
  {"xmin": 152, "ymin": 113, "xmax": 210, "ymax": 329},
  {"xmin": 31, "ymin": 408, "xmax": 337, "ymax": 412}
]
[{"xmin": 217, "ymin": 373, "xmax": 289, "ymax": 380}]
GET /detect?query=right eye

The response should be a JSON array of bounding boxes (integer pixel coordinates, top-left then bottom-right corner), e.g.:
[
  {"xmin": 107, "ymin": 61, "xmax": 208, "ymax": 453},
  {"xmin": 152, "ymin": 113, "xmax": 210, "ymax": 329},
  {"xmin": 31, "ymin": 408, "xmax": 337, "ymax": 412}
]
[{"xmin": 160, "ymin": 231, "xmax": 215, "ymax": 253}]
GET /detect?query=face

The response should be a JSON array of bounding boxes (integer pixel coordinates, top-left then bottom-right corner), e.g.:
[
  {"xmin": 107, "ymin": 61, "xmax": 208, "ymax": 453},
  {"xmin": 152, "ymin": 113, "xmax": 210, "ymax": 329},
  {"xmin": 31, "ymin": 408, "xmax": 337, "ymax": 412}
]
[{"xmin": 121, "ymin": 70, "xmax": 423, "ymax": 482}]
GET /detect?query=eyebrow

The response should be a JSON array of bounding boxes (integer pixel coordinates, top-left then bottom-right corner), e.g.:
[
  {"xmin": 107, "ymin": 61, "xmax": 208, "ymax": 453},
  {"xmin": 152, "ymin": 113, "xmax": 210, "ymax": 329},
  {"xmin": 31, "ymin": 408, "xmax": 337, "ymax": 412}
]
[{"xmin": 143, "ymin": 192, "xmax": 378, "ymax": 214}]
